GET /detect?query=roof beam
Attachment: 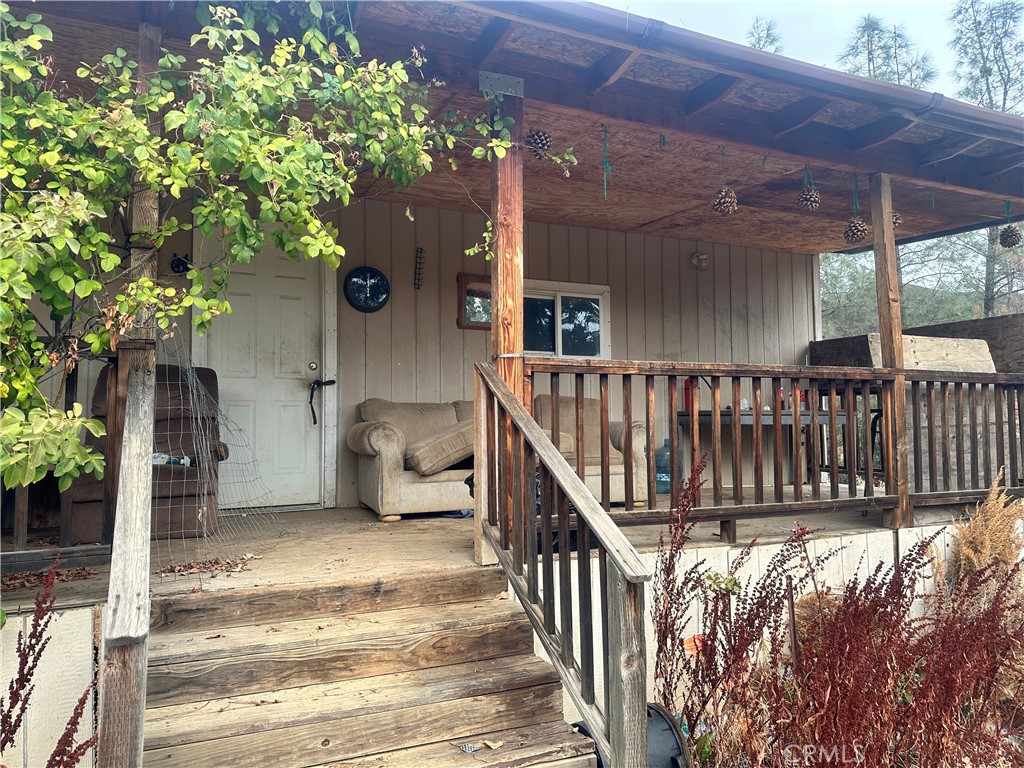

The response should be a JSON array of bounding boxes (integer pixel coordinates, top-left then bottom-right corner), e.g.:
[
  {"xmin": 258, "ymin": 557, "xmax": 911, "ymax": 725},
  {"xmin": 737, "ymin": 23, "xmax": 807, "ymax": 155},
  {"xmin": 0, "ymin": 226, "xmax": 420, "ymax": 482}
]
[
  {"xmin": 917, "ymin": 135, "xmax": 988, "ymax": 166},
  {"xmin": 684, "ymin": 74, "xmax": 739, "ymax": 116},
  {"xmin": 979, "ymin": 148, "xmax": 1024, "ymax": 178},
  {"xmin": 770, "ymin": 96, "xmax": 831, "ymax": 138},
  {"xmin": 473, "ymin": 18, "xmax": 513, "ymax": 70},
  {"xmin": 587, "ymin": 48, "xmax": 640, "ymax": 95},
  {"xmin": 849, "ymin": 115, "xmax": 917, "ymax": 152}
]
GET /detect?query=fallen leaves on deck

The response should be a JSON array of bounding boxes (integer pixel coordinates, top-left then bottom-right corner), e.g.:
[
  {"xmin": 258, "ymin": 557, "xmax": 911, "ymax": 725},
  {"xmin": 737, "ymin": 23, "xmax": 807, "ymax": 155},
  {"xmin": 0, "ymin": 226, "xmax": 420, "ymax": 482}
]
[
  {"xmin": 1, "ymin": 567, "xmax": 98, "ymax": 591},
  {"xmin": 155, "ymin": 553, "xmax": 259, "ymax": 577}
]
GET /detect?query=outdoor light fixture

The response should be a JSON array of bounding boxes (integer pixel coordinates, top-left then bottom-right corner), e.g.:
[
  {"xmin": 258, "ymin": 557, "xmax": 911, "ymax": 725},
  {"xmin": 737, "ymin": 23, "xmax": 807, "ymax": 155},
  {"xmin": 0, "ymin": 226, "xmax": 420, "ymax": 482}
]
[{"xmin": 691, "ymin": 252, "xmax": 709, "ymax": 271}]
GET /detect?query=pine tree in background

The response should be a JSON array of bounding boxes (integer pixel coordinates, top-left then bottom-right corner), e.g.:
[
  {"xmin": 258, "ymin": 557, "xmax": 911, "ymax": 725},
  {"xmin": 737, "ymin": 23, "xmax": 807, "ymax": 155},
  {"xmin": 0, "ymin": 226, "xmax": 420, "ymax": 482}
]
[
  {"xmin": 949, "ymin": 0, "xmax": 1024, "ymax": 316},
  {"xmin": 838, "ymin": 14, "xmax": 938, "ymax": 87},
  {"xmin": 746, "ymin": 16, "xmax": 783, "ymax": 54}
]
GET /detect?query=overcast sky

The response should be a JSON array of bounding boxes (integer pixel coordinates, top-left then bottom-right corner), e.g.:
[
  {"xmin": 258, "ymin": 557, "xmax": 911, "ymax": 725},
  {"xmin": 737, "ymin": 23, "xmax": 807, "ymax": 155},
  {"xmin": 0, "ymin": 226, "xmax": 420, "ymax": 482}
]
[{"xmin": 595, "ymin": 1, "xmax": 965, "ymax": 97}]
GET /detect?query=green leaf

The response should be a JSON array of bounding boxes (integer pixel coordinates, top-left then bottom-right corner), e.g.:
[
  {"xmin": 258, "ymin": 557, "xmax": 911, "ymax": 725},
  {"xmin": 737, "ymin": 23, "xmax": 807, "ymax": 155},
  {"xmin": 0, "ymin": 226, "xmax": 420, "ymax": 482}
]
[{"xmin": 164, "ymin": 111, "xmax": 186, "ymax": 131}]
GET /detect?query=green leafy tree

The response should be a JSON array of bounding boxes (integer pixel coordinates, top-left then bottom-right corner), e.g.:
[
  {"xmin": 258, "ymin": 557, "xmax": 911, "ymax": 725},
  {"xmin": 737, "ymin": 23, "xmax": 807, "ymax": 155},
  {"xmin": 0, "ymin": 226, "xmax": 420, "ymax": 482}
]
[
  {"xmin": 0, "ymin": 2, "xmax": 573, "ymax": 491},
  {"xmin": 746, "ymin": 16, "xmax": 783, "ymax": 54},
  {"xmin": 838, "ymin": 14, "xmax": 938, "ymax": 88}
]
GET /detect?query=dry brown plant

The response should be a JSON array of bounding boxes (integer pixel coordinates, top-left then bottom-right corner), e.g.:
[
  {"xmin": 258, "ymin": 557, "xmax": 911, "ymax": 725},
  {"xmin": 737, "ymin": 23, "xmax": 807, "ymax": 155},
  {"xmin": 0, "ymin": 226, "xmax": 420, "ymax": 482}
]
[{"xmin": 948, "ymin": 470, "xmax": 1024, "ymax": 593}]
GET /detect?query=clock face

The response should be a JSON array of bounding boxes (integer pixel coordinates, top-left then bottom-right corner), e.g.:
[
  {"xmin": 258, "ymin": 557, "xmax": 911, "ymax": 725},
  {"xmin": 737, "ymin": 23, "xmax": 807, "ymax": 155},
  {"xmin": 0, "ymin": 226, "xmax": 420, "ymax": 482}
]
[{"xmin": 343, "ymin": 267, "xmax": 390, "ymax": 313}]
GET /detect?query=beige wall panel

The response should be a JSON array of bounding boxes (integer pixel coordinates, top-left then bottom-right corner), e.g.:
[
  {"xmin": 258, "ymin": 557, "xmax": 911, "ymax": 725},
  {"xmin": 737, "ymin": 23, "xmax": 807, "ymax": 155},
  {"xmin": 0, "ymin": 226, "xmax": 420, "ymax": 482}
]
[{"xmin": 334, "ymin": 200, "xmax": 816, "ymax": 508}]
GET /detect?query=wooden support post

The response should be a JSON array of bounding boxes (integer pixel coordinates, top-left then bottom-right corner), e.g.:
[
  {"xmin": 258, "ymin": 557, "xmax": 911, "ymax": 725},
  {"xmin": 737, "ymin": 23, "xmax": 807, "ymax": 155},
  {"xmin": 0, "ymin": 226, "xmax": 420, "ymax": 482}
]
[
  {"xmin": 98, "ymin": 20, "xmax": 161, "ymax": 768},
  {"xmin": 490, "ymin": 89, "xmax": 525, "ymax": 401},
  {"xmin": 606, "ymin": 567, "xmax": 648, "ymax": 768},
  {"xmin": 869, "ymin": 173, "xmax": 912, "ymax": 529},
  {"xmin": 97, "ymin": 342, "xmax": 156, "ymax": 768}
]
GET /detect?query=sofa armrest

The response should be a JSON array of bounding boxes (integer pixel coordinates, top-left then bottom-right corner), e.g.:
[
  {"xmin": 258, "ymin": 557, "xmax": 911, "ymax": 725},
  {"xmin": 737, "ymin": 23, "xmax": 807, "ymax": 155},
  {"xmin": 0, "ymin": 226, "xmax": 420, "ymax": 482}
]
[
  {"xmin": 609, "ymin": 420, "xmax": 649, "ymax": 502},
  {"xmin": 347, "ymin": 421, "xmax": 406, "ymax": 458}
]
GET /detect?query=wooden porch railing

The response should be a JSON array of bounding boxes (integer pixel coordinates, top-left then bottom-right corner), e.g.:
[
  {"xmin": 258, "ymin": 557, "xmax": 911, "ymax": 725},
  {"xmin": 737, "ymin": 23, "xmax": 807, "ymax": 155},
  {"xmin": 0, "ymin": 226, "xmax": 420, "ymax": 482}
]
[
  {"xmin": 522, "ymin": 358, "xmax": 1024, "ymax": 542},
  {"xmin": 474, "ymin": 362, "xmax": 652, "ymax": 768}
]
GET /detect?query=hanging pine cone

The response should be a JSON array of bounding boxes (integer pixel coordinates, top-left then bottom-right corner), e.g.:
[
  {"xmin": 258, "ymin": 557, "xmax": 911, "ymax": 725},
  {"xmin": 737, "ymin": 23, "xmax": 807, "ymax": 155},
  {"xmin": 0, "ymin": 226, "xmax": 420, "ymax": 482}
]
[
  {"xmin": 524, "ymin": 129, "xmax": 552, "ymax": 160},
  {"xmin": 712, "ymin": 186, "xmax": 738, "ymax": 215},
  {"xmin": 797, "ymin": 187, "xmax": 820, "ymax": 211},
  {"xmin": 844, "ymin": 215, "xmax": 868, "ymax": 244},
  {"xmin": 891, "ymin": 211, "xmax": 903, "ymax": 228},
  {"xmin": 1000, "ymin": 223, "xmax": 1022, "ymax": 248}
]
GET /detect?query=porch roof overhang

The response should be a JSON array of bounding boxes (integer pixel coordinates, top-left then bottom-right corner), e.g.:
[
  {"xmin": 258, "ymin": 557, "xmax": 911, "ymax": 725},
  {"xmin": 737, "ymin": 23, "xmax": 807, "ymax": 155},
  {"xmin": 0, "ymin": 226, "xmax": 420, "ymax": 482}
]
[{"xmin": 34, "ymin": 0, "xmax": 1024, "ymax": 254}]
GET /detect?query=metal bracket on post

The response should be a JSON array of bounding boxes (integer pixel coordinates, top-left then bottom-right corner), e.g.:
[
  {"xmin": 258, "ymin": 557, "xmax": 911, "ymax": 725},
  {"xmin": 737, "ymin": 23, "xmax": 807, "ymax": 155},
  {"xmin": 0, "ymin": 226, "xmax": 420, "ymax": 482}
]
[{"xmin": 479, "ymin": 71, "xmax": 524, "ymax": 97}]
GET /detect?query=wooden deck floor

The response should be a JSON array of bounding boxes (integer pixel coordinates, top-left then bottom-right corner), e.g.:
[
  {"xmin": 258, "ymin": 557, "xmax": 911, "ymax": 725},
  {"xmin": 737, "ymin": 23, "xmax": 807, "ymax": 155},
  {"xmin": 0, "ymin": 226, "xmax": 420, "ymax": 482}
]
[{"xmin": 2, "ymin": 500, "xmax": 953, "ymax": 612}]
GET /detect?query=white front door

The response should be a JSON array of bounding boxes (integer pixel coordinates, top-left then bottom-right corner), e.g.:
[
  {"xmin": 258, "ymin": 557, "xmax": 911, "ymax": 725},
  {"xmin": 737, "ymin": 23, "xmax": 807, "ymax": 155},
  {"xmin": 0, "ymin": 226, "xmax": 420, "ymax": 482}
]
[{"xmin": 197, "ymin": 242, "xmax": 327, "ymax": 507}]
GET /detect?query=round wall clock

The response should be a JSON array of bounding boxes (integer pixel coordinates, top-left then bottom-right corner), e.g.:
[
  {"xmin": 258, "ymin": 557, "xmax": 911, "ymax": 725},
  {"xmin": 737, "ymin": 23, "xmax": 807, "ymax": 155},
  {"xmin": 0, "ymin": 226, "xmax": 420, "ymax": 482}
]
[{"xmin": 343, "ymin": 266, "xmax": 391, "ymax": 313}]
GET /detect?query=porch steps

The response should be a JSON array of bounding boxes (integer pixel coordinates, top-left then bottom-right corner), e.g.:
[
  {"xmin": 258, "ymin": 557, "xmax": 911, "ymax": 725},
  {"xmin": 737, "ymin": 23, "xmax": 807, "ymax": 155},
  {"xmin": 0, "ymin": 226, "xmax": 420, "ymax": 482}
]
[{"xmin": 143, "ymin": 567, "xmax": 595, "ymax": 768}]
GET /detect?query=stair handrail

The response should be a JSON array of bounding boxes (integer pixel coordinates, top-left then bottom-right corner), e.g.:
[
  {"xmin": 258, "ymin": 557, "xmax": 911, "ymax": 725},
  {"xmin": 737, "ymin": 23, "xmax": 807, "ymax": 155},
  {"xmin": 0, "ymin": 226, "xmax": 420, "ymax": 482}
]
[{"xmin": 474, "ymin": 361, "xmax": 651, "ymax": 768}]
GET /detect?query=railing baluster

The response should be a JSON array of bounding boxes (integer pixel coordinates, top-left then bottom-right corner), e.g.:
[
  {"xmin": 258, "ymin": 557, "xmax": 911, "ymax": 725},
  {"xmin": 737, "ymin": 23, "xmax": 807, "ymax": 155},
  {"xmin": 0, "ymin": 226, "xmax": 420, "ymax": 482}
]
[
  {"xmin": 1018, "ymin": 387, "xmax": 1024, "ymax": 485},
  {"xmin": 712, "ymin": 376, "xmax": 723, "ymax": 507},
  {"xmin": 511, "ymin": 426, "xmax": 525, "ymax": 574},
  {"xmin": 487, "ymin": 391, "xmax": 497, "ymax": 526},
  {"xmin": 969, "ymin": 383, "xmax": 980, "ymax": 488},
  {"xmin": 861, "ymin": 381, "xmax": 873, "ymax": 497},
  {"xmin": 646, "ymin": 375, "xmax": 657, "ymax": 508},
  {"xmin": 732, "ymin": 377, "xmax": 743, "ymax": 505},
  {"xmin": 912, "ymin": 381, "xmax": 923, "ymax": 493},
  {"xmin": 809, "ymin": 378, "xmax": 820, "ymax": 500},
  {"xmin": 982, "ymin": 383, "xmax": 992, "ymax": 487},
  {"xmin": 599, "ymin": 545, "xmax": 610, "ymax": 718},
  {"xmin": 556, "ymin": 483, "xmax": 574, "ymax": 668},
  {"xmin": 622, "ymin": 374, "xmax": 634, "ymax": 511},
  {"xmin": 1008, "ymin": 386, "xmax": 1020, "ymax": 487},
  {"xmin": 881, "ymin": 380, "xmax": 894, "ymax": 495},
  {"xmin": 844, "ymin": 382, "xmax": 857, "ymax": 499},
  {"xmin": 526, "ymin": 443, "xmax": 539, "ymax": 604},
  {"xmin": 667, "ymin": 376, "xmax": 680, "ymax": 510},
  {"xmin": 577, "ymin": 516, "xmax": 595, "ymax": 705},
  {"xmin": 955, "ymin": 382, "xmax": 966, "ymax": 491},
  {"xmin": 752, "ymin": 377, "xmax": 764, "ymax": 504},
  {"xmin": 540, "ymin": 465, "xmax": 555, "ymax": 634},
  {"xmin": 575, "ymin": 373, "xmax": 586, "ymax": 482},
  {"xmin": 551, "ymin": 373, "xmax": 561, "ymax": 454},
  {"xmin": 941, "ymin": 383, "xmax": 952, "ymax": 491},
  {"xmin": 600, "ymin": 374, "xmax": 611, "ymax": 511},
  {"xmin": 792, "ymin": 377, "xmax": 803, "ymax": 502},
  {"xmin": 773, "ymin": 377, "xmax": 784, "ymax": 503},
  {"xmin": 828, "ymin": 381, "xmax": 839, "ymax": 499},
  {"xmin": 498, "ymin": 411, "xmax": 511, "ymax": 550},
  {"xmin": 927, "ymin": 382, "xmax": 938, "ymax": 493},
  {"xmin": 689, "ymin": 375, "xmax": 701, "ymax": 507},
  {"xmin": 995, "ymin": 385, "xmax": 1005, "ymax": 484}
]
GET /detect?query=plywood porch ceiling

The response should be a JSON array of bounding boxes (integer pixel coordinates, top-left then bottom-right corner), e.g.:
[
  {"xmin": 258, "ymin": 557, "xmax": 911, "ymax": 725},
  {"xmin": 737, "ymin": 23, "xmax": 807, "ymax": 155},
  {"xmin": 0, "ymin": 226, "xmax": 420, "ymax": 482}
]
[
  {"xmin": 350, "ymin": 0, "xmax": 1023, "ymax": 254},
  {"xmin": 32, "ymin": 0, "xmax": 1024, "ymax": 255}
]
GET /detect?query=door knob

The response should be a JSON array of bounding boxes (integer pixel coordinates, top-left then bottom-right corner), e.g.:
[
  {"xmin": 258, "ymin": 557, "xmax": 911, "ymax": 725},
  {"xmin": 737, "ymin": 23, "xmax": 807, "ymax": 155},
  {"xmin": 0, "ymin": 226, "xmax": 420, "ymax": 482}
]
[{"xmin": 308, "ymin": 361, "xmax": 318, "ymax": 371}]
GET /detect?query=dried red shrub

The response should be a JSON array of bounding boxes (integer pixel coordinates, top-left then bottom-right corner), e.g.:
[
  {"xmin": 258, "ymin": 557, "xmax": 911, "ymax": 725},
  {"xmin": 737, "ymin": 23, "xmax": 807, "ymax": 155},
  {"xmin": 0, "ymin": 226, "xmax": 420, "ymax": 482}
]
[
  {"xmin": 0, "ymin": 556, "xmax": 97, "ymax": 767},
  {"xmin": 654, "ymin": 490, "xmax": 1024, "ymax": 767}
]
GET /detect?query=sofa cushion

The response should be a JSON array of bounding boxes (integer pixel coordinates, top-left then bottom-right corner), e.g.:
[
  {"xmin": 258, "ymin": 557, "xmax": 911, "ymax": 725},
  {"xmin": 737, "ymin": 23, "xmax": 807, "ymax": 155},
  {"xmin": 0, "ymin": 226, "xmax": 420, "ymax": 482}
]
[
  {"xmin": 92, "ymin": 364, "xmax": 220, "ymax": 422},
  {"xmin": 405, "ymin": 421, "xmax": 474, "ymax": 476},
  {"xmin": 359, "ymin": 399, "xmax": 459, "ymax": 447},
  {"xmin": 534, "ymin": 395, "xmax": 622, "ymax": 463},
  {"xmin": 452, "ymin": 400, "xmax": 474, "ymax": 423}
]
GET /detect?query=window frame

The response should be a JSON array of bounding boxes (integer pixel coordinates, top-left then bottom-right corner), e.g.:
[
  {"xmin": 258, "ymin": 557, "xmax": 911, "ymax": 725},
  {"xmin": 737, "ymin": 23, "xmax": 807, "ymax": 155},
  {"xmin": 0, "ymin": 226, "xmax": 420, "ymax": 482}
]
[{"xmin": 456, "ymin": 273, "xmax": 611, "ymax": 359}]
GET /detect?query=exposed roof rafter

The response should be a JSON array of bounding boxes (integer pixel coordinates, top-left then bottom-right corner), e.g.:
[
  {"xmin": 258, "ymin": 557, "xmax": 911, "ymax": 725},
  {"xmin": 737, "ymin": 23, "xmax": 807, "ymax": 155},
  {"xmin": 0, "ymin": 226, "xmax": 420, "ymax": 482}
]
[
  {"xmin": 979, "ymin": 148, "xmax": 1024, "ymax": 178},
  {"xmin": 849, "ymin": 115, "xmax": 917, "ymax": 152},
  {"xmin": 473, "ymin": 18, "xmax": 513, "ymax": 70},
  {"xmin": 917, "ymin": 135, "xmax": 989, "ymax": 166},
  {"xmin": 684, "ymin": 74, "xmax": 739, "ymax": 116},
  {"xmin": 586, "ymin": 48, "xmax": 640, "ymax": 96},
  {"xmin": 770, "ymin": 97, "xmax": 832, "ymax": 138}
]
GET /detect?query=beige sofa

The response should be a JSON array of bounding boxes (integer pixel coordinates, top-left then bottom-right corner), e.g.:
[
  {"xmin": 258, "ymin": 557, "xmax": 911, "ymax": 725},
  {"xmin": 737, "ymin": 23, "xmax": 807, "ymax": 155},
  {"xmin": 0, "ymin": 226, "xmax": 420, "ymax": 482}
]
[
  {"xmin": 347, "ymin": 399, "xmax": 478, "ymax": 521},
  {"xmin": 534, "ymin": 394, "xmax": 648, "ymax": 506}
]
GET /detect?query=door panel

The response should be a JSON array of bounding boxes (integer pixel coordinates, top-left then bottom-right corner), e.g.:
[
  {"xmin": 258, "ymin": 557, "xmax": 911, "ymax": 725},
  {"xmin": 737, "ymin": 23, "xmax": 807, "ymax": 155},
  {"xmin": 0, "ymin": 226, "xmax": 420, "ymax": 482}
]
[{"xmin": 205, "ymin": 245, "xmax": 324, "ymax": 507}]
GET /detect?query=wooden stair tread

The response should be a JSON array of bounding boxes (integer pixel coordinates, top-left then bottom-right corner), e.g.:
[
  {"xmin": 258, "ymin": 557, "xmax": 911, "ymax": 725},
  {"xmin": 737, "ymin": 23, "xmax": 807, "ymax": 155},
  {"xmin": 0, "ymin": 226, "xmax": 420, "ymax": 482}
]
[
  {"xmin": 144, "ymin": 655, "xmax": 559, "ymax": 751},
  {"xmin": 146, "ymin": 615, "xmax": 535, "ymax": 706},
  {"xmin": 142, "ymin": 684, "xmax": 566, "ymax": 768},
  {"xmin": 317, "ymin": 721, "xmax": 597, "ymax": 768},
  {"xmin": 150, "ymin": 567, "xmax": 508, "ymax": 632},
  {"xmin": 149, "ymin": 597, "xmax": 524, "ymax": 665}
]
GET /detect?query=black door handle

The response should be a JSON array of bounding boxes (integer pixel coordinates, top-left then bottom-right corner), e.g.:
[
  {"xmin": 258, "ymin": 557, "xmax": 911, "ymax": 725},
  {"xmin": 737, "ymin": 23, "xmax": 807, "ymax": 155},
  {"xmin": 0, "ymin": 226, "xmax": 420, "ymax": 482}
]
[{"xmin": 308, "ymin": 378, "xmax": 336, "ymax": 425}]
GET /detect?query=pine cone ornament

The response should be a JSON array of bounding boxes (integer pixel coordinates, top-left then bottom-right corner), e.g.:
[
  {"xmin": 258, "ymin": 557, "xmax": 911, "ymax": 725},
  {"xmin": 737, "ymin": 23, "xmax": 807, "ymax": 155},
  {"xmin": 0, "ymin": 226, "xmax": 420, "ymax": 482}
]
[
  {"xmin": 844, "ymin": 215, "xmax": 868, "ymax": 244},
  {"xmin": 524, "ymin": 129, "xmax": 552, "ymax": 160},
  {"xmin": 712, "ymin": 186, "xmax": 738, "ymax": 215},
  {"xmin": 797, "ymin": 187, "xmax": 820, "ymax": 211},
  {"xmin": 1000, "ymin": 224, "xmax": 1022, "ymax": 248},
  {"xmin": 891, "ymin": 211, "xmax": 903, "ymax": 228}
]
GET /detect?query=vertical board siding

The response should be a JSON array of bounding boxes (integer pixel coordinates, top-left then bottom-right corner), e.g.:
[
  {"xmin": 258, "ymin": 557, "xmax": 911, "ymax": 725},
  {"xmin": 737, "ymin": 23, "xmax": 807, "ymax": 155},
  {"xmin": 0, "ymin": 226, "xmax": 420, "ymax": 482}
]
[{"xmin": 334, "ymin": 200, "xmax": 817, "ymax": 507}]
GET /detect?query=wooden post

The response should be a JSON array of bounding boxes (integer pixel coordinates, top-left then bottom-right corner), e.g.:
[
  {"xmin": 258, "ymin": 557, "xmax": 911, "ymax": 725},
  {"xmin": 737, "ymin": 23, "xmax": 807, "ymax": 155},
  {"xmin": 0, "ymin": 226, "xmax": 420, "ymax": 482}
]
[
  {"xmin": 97, "ymin": 20, "xmax": 161, "ymax": 768},
  {"xmin": 606, "ymin": 567, "xmax": 648, "ymax": 768},
  {"xmin": 474, "ymin": 368, "xmax": 496, "ymax": 566},
  {"xmin": 869, "ymin": 173, "xmax": 912, "ymax": 528},
  {"xmin": 490, "ymin": 87, "xmax": 524, "ymax": 401}
]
